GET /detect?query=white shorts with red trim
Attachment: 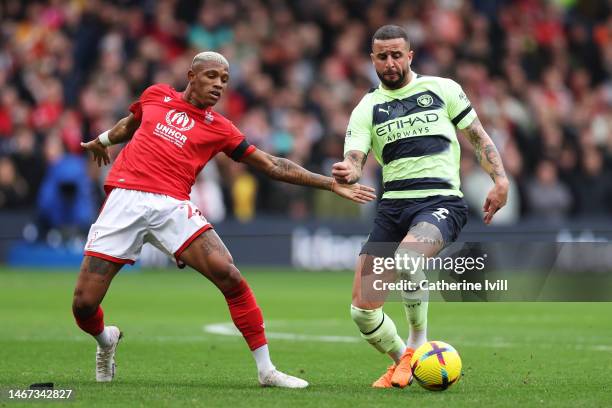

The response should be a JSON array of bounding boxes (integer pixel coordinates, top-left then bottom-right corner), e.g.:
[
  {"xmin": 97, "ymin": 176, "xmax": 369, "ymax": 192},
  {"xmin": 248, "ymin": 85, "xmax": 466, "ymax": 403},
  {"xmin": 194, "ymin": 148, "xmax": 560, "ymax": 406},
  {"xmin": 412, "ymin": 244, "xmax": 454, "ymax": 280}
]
[{"xmin": 84, "ymin": 188, "xmax": 212, "ymax": 265}]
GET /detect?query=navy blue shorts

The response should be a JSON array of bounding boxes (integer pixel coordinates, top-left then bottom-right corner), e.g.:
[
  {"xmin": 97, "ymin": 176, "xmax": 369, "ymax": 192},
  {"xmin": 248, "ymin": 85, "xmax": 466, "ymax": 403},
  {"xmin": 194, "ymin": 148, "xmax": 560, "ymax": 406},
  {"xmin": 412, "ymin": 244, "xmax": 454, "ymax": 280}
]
[{"xmin": 360, "ymin": 195, "xmax": 468, "ymax": 257}]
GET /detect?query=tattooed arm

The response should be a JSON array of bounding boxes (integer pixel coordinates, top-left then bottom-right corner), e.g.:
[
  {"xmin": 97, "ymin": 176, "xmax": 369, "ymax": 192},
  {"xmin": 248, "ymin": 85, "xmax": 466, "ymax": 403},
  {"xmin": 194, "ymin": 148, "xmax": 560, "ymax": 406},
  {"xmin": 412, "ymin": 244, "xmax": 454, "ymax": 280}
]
[
  {"xmin": 460, "ymin": 117, "xmax": 509, "ymax": 224},
  {"xmin": 331, "ymin": 150, "xmax": 367, "ymax": 184},
  {"xmin": 241, "ymin": 149, "xmax": 376, "ymax": 204}
]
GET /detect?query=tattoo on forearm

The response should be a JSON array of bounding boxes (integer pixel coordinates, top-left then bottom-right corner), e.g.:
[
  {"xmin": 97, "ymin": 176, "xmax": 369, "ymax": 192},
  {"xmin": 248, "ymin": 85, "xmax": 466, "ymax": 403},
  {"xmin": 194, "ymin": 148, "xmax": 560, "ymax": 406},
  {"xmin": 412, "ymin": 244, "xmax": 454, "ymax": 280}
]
[
  {"xmin": 342, "ymin": 150, "xmax": 366, "ymax": 183},
  {"xmin": 464, "ymin": 119, "xmax": 507, "ymax": 182},
  {"xmin": 484, "ymin": 144, "xmax": 505, "ymax": 180},
  {"xmin": 267, "ymin": 154, "xmax": 331, "ymax": 190},
  {"xmin": 345, "ymin": 151, "xmax": 366, "ymax": 169}
]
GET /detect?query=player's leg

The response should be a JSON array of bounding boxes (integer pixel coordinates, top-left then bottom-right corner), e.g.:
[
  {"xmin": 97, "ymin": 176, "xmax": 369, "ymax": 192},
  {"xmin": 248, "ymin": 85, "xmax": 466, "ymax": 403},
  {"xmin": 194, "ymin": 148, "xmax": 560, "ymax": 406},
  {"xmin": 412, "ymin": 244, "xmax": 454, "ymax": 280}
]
[
  {"xmin": 178, "ymin": 229, "xmax": 308, "ymax": 388},
  {"xmin": 350, "ymin": 202, "xmax": 409, "ymax": 388},
  {"xmin": 351, "ymin": 254, "xmax": 406, "ymax": 361},
  {"xmin": 72, "ymin": 256, "xmax": 123, "ymax": 338},
  {"xmin": 389, "ymin": 222, "xmax": 443, "ymax": 387},
  {"xmin": 178, "ymin": 230, "xmax": 266, "ymax": 353},
  {"xmin": 351, "ymin": 253, "xmax": 407, "ymax": 388},
  {"xmin": 398, "ymin": 222, "xmax": 443, "ymax": 350},
  {"xmin": 74, "ymin": 188, "xmax": 147, "ymax": 382},
  {"xmin": 72, "ymin": 256, "xmax": 124, "ymax": 382},
  {"xmin": 391, "ymin": 197, "xmax": 468, "ymax": 387}
]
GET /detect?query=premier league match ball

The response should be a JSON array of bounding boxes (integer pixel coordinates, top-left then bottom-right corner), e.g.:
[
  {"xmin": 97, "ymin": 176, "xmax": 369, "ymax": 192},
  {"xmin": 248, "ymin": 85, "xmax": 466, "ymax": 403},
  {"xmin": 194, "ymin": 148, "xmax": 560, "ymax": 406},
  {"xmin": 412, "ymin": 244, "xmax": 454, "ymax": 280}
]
[{"xmin": 410, "ymin": 341, "xmax": 462, "ymax": 391}]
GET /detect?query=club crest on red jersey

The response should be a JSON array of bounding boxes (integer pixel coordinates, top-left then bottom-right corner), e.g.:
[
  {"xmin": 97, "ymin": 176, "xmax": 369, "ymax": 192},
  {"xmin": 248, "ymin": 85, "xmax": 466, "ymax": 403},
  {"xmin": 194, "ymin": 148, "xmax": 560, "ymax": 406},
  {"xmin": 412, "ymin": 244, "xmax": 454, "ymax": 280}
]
[
  {"xmin": 166, "ymin": 109, "xmax": 195, "ymax": 131},
  {"xmin": 205, "ymin": 110, "xmax": 214, "ymax": 124}
]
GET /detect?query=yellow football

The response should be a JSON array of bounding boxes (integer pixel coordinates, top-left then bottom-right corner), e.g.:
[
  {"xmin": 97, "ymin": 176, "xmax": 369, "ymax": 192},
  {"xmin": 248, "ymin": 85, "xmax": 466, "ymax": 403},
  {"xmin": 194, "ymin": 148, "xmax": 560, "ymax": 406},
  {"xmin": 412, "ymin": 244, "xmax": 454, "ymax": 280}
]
[{"xmin": 410, "ymin": 341, "xmax": 462, "ymax": 391}]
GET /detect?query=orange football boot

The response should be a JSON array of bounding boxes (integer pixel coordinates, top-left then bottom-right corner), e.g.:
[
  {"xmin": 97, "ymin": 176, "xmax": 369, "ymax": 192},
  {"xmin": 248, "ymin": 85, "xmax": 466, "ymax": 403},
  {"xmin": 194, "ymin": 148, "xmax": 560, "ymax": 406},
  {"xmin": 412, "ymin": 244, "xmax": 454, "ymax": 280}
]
[
  {"xmin": 372, "ymin": 364, "xmax": 396, "ymax": 388},
  {"xmin": 391, "ymin": 348, "xmax": 415, "ymax": 388}
]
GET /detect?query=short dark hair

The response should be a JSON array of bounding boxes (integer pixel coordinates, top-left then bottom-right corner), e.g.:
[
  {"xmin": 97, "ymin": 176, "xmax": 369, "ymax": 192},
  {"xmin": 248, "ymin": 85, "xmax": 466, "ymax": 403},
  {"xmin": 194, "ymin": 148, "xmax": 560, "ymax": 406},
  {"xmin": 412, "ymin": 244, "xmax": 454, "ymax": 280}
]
[{"xmin": 372, "ymin": 25, "xmax": 410, "ymax": 49}]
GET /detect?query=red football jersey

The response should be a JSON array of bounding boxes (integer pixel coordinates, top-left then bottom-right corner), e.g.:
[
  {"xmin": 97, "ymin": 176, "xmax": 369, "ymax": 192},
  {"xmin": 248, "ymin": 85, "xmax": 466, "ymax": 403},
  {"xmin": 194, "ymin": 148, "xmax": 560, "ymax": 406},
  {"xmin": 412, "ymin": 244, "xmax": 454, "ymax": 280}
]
[{"xmin": 105, "ymin": 84, "xmax": 255, "ymax": 200}]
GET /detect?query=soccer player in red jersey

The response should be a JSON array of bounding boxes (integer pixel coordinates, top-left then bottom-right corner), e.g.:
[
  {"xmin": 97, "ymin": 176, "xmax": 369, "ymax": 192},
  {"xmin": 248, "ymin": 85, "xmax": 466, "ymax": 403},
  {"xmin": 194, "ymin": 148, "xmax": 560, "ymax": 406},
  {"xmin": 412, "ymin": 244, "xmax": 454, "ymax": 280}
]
[{"xmin": 74, "ymin": 51, "xmax": 376, "ymax": 388}]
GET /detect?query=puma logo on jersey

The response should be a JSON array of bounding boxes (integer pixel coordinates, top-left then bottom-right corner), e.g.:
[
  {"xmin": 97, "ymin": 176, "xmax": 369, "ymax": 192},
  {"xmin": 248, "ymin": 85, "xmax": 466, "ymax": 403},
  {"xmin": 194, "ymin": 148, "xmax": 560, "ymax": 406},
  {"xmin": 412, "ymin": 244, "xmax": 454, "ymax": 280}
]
[
  {"xmin": 379, "ymin": 106, "xmax": 390, "ymax": 115},
  {"xmin": 164, "ymin": 96, "xmax": 172, "ymax": 102},
  {"xmin": 432, "ymin": 207, "xmax": 449, "ymax": 221}
]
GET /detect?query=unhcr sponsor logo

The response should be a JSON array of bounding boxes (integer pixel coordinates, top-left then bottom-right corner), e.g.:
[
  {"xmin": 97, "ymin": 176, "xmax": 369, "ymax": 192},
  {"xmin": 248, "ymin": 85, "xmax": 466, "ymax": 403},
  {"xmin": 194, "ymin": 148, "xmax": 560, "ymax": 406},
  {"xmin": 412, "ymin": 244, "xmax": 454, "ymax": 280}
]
[{"xmin": 154, "ymin": 122, "xmax": 188, "ymax": 147}]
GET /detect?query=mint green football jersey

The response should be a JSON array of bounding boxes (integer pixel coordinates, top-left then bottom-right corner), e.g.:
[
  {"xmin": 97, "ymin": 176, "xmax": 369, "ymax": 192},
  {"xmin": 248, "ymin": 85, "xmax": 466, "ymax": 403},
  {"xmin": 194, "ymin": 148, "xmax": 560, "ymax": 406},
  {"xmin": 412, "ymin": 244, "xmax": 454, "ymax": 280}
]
[{"xmin": 344, "ymin": 73, "xmax": 477, "ymax": 199}]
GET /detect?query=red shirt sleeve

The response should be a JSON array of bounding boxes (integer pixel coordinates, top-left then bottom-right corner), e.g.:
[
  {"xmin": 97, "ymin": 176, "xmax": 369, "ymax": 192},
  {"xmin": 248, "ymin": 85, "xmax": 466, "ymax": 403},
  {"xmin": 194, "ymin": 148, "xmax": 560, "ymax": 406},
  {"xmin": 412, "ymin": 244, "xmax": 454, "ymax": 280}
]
[
  {"xmin": 128, "ymin": 100, "xmax": 142, "ymax": 121},
  {"xmin": 128, "ymin": 85, "xmax": 160, "ymax": 121},
  {"xmin": 223, "ymin": 121, "xmax": 256, "ymax": 161}
]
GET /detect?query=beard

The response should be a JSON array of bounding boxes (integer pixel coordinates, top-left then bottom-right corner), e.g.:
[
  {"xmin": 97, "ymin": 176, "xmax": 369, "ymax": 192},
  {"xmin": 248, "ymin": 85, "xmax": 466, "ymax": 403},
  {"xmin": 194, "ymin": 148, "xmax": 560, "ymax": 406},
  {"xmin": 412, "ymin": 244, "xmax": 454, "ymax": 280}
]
[{"xmin": 376, "ymin": 69, "xmax": 406, "ymax": 89}]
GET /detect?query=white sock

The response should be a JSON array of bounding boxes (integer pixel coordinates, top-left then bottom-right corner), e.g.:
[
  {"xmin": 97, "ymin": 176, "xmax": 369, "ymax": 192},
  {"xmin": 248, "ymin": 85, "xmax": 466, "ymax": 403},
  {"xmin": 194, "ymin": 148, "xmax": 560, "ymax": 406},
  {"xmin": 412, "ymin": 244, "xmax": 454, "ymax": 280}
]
[
  {"xmin": 389, "ymin": 347, "xmax": 406, "ymax": 363},
  {"xmin": 397, "ymin": 247, "xmax": 429, "ymax": 351},
  {"xmin": 94, "ymin": 326, "xmax": 112, "ymax": 347},
  {"xmin": 407, "ymin": 327, "xmax": 427, "ymax": 350},
  {"xmin": 252, "ymin": 344, "xmax": 275, "ymax": 375},
  {"xmin": 404, "ymin": 299, "xmax": 428, "ymax": 350}
]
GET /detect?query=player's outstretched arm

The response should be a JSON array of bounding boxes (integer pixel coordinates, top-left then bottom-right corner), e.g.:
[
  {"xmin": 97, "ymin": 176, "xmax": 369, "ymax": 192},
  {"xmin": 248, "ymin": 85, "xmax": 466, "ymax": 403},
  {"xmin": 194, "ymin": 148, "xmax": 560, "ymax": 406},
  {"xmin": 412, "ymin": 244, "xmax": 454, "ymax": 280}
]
[
  {"xmin": 80, "ymin": 113, "xmax": 141, "ymax": 167},
  {"xmin": 460, "ymin": 117, "xmax": 509, "ymax": 224},
  {"xmin": 331, "ymin": 150, "xmax": 367, "ymax": 184},
  {"xmin": 241, "ymin": 149, "xmax": 376, "ymax": 204}
]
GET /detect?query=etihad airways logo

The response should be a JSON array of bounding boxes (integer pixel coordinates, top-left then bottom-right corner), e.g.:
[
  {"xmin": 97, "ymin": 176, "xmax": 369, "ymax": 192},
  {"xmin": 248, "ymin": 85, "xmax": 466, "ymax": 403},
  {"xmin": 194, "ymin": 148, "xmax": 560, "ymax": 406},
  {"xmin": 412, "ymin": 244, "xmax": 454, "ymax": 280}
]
[
  {"xmin": 375, "ymin": 112, "xmax": 439, "ymax": 141},
  {"xmin": 165, "ymin": 109, "xmax": 195, "ymax": 131}
]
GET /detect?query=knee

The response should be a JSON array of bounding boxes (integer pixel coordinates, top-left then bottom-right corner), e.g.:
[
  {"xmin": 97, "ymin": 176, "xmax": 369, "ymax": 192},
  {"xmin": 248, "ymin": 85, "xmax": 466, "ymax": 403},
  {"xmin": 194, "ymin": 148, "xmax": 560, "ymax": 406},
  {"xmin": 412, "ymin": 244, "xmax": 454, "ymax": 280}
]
[
  {"xmin": 72, "ymin": 289, "xmax": 99, "ymax": 319},
  {"xmin": 351, "ymin": 290, "xmax": 384, "ymax": 311},
  {"xmin": 208, "ymin": 256, "xmax": 242, "ymax": 290},
  {"xmin": 351, "ymin": 292, "xmax": 367, "ymax": 309}
]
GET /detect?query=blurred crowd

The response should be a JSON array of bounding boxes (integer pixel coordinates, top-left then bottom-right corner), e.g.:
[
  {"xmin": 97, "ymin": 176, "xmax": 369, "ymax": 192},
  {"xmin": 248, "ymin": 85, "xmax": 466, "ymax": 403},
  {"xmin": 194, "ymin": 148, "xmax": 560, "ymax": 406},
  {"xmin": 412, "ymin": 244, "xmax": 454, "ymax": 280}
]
[{"xmin": 0, "ymin": 0, "xmax": 610, "ymax": 236}]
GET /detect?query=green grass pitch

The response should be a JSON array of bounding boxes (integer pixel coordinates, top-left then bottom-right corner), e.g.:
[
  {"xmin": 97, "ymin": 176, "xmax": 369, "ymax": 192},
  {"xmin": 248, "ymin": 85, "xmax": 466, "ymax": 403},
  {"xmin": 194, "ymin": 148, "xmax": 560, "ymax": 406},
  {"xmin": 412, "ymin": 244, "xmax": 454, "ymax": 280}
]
[{"xmin": 1, "ymin": 268, "xmax": 611, "ymax": 407}]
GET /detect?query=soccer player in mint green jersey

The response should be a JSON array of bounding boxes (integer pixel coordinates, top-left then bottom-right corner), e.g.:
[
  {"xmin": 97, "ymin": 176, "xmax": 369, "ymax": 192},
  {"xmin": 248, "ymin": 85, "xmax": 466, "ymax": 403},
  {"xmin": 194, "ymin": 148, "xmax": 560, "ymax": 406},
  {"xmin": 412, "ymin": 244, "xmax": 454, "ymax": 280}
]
[{"xmin": 332, "ymin": 25, "xmax": 509, "ymax": 389}]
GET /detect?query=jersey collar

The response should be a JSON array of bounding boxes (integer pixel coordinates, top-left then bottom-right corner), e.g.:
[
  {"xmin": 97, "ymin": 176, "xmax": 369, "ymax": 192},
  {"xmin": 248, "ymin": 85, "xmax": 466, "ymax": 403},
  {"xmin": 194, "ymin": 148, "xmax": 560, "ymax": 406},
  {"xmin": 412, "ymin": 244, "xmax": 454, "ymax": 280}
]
[{"xmin": 377, "ymin": 71, "xmax": 419, "ymax": 97}]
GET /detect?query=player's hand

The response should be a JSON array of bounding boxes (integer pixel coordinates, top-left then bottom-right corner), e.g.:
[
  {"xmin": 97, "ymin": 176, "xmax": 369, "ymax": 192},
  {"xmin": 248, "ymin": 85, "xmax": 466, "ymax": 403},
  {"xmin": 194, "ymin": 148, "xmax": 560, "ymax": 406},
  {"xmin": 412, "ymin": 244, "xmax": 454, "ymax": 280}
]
[
  {"xmin": 81, "ymin": 138, "xmax": 111, "ymax": 167},
  {"xmin": 332, "ymin": 161, "xmax": 359, "ymax": 184},
  {"xmin": 331, "ymin": 180, "xmax": 377, "ymax": 204},
  {"xmin": 483, "ymin": 178, "xmax": 509, "ymax": 224}
]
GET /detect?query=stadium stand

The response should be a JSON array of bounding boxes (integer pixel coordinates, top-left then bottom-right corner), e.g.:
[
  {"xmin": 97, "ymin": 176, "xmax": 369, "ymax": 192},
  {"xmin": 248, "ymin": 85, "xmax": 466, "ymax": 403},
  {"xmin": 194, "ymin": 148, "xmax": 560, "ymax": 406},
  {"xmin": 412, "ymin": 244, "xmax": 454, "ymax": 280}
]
[{"xmin": 0, "ymin": 0, "xmax": 610, "ymax": 234}]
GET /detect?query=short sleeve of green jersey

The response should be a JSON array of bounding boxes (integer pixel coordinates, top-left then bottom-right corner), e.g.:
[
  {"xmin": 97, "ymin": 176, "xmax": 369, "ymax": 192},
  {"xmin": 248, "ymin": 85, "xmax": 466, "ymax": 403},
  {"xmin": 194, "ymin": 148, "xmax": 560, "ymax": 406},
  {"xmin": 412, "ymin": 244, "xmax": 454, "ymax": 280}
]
[
  {"xmin": 344, "ymin": 94, "xmax": 373, "ymax": 156},
  {"xmin": 444, "ymin": 79, "xmax": 477, "ymax": 130}
]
